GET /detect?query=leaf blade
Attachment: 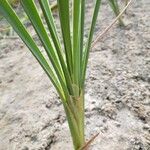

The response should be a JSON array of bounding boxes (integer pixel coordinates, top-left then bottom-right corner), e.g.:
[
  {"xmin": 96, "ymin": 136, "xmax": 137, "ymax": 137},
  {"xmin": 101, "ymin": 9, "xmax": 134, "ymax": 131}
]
[
  {"xmin": 108, "ymin": 0, "xmax": 124, "ymax": 26},
  {"xmin": 0, "ymin": 0, "xmax": 66, "ymax": 101},
  {"xmin": 39, "ymin": 0, "xmax": 74, "ymax": 95},
  {"xmin": 20, "ymin": 0, "xmax": 70, "ymax": 99},
  {"xmin": 82, "ymin": 0, "xmax": 102, "ymax": 87},
  {"xmin": 57, "ymin": 0, "xmax": 73, "ymax": 76},
  {"xmin": 72, "ymin": 0, "xmax": 81, "ymax": 93}
]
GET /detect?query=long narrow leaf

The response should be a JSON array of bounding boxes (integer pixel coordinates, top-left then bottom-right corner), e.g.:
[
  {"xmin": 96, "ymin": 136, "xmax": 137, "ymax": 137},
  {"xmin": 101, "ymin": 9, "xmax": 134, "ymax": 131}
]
[
  {"xmin": 108, "ymin": 0, "xmax": 124, "ymax": 26},
  {"xmin": 82, "ymin": 0, "xmax": 102, "ymax": 87},
  {"xmin": 39, "ymin": 0, "xmax": 74, "ymax": 95},
  {"xmin": 20, "ymin": 0, "xmax": 70, "ymax": 99},
  {"xmin": 0, "ymin": 0, "xmax": 66, "ymax": 101},
  {"xmin": 80, "ymin": 0, "xmax": 85, "ymax": 67},
  {"xmin": 39, "ymin": 0, "xmax": 61, "ymax": 48},
  {"xmin": 57, "ymin": 0, "xmax": 73, "ymax": 76},
  {"xmin": 72, "ymin": 0, "xmax": 81, "ymax": 91},
  {"xmin": 80, "ymin": 0, "xmax": 85, "ymax": 88}
]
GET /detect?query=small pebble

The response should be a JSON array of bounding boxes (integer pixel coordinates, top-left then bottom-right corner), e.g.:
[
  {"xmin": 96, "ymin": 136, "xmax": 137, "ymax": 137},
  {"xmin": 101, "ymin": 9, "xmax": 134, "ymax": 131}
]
[{"xmin": 143, "ymin": 124, "xmax": 150, "ymax": 130}]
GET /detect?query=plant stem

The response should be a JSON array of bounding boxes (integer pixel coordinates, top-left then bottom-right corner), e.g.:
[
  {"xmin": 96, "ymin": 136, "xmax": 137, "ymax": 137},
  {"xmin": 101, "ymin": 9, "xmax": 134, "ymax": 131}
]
[{"xmin": 63, "ymin": 91, "xmax": 85, "ymax": 150}]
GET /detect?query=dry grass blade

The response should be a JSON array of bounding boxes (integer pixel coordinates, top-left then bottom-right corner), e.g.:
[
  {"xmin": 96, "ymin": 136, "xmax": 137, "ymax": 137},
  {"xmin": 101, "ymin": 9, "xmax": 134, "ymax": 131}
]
[
  {"xmin": 92, "ymin": 0, "xmax": 133, "ymax": 49},
  {"xmin": 78, "ymin": 133, "xmax": 99, "ymax": 150}
]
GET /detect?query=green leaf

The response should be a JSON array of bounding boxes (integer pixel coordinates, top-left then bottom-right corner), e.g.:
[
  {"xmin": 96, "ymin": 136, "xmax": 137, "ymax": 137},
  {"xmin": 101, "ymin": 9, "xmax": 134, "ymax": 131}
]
[
  {"xmin": 82, "ymin": 0, "xmax": 102, "ymax": 87},
  {"xmin": 39, "ymin": 0, "xmax": 73, "ymax": 95},
  {"xmin": 80, "ymin": 0, "xmax": 85, "ymax": 65},
  {"xmin": 57, "ymin": 0, "xmax": 73, "ymax": 76},
  {"xmin": 0, "ymin": 0, "xmax": 66, "ymax": 101},
  {"xmin": 20, "ymin": 0, "xmax": 70, "ymax": 99},
  {"xmin": 72, "ymin": 0, "xmax": 81, "ymax": 93},
  {"xmin": 108, "ymin": 0, "xmax": 124, "ymax": 26},
  {"xmin": 80, "ymin": 0, "xmax": 85, "ymax": 88}
]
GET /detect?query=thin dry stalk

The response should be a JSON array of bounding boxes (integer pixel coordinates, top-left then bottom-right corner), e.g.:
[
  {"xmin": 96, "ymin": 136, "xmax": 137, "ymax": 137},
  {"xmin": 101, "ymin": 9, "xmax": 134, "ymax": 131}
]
[
  {"xmin": 91, "ymin": 0, "xmax": 132, "ymax": 49},
  {"xmin": 78, "ymin": 133, "xmax": 99, "ymax": 150}
]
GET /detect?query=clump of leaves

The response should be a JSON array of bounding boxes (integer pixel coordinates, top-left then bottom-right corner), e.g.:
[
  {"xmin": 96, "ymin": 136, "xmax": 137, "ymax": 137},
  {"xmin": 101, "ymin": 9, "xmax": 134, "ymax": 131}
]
[{"xmin": 0, "ymin": 0, "xmax": 129, "ymax": 149}]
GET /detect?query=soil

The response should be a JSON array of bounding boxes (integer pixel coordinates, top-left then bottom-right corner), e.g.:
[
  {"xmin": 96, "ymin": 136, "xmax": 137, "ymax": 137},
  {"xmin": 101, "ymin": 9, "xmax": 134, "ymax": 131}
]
[{"xmin": 0, "ymin": 0, "xmax": 150, "ymax": 150}]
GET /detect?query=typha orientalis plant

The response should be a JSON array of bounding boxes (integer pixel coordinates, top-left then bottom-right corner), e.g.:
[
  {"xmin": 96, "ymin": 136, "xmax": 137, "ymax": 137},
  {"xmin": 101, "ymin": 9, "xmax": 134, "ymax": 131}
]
[{"xmin": 0, "ymin": 0, "xmax": 131, "ymax": 149}]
